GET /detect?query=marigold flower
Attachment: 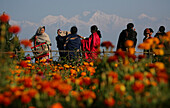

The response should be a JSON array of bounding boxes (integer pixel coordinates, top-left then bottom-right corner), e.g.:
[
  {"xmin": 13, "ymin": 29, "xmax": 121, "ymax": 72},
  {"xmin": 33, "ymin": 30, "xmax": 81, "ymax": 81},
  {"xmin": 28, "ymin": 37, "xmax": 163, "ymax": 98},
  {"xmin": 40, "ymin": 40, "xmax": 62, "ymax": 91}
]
[
  {"xmin": 0, "ymin": 13, "xmax": 10, "ymax": 22},
  {"xmin": 125, "ymin": 40, "xmax": 134, "ymax": 47},
  {"xmin": 101, "ymin": 41, "xmax": 114, "ymax": 49},
  {"xmin": 153, "ymin": 37, "xmax": 160, "ymax": 44},
  {"xmin": 138, "ymin": 43, "xmax": 145, "ymax": 49},
  {"xmin": 20, "ymin": 39, "xmax": 32, "ymax": 48},
  {"xmin": 115, "ymin": 50, "xmax": 125, "ymax": 59},
  {"xmin": 8, "ymin": 25, "xmax": 21, "ymax": 34},
  {"xmin": 108, "ymin": 71, "xmax": 118, "ymax": 83},
  {"xmin": 104, "ymin": 97, "xmax": 115, "ymax": 107},
  {"xmin": 155, "ymin": 62, "xmax": 165, "ymax": 70},
  {"xmin": 81, "ymin": 72, "xmax": 86, "ymax": 76},
  {"xmin": 3, "ymin": 97, "xmax": 11, "ymax": 106},
  {"xmin": 57, "ymin": 83, "xmax": 72, "ymax": 96},
  {"xmin": 134, "ymin": 72, "xmax": 144, "ymax": 80},
  {"xmin": 21, "ymin": 94, "xmax": 31, "ymax": 104},
  {"xmin": 51, "ymin": 103, "xmax": 63, "ymax": 108},
  {"xmin": 80, "ymin": 90, "xmax": 96, "ymax": 100},
  {"xmin": 83, "ymin": 77, "xmax": 91, "ymax": 85},
  {"xmin": 128, "ymin": 47, "xmax": 135, "ymax": 55},
  {"xmin": 144, "ymin": 38, "xmax": 153, "ymax": 45},
  {"xmin": 107, "ymin": 55, "xmax": 118, "ymax": 63},
  {"xmin": 132, "ymin": 81, "xmax": 145, "ymax": 93},
  {"xmin": 153, "ymin": 49, "xmax": 164, "ymax": 56},
  {"xmin": 3, "ymin": 91, "xmax": 12, "ymax": 97},
  {"xmin": 124, "ymin": 74, "xmax": 132, "ymax": 81},
  {"xmin": 114, "ymin": 84, "xmax": 126, "ymax": 95},
  {"xmin": 28, "ymin": 89, "xmax": 38, "ymax": 98},
  {"xmin": 47, "ymin": 88, "xmax": 56, "ymax": 97},
  {"xmin": 19, "ymin": 60, "xmax": 28, "ymax": 67},
  {"xmin": 0, "ymin": 94, "xmax": 4, "ymax": 103}
]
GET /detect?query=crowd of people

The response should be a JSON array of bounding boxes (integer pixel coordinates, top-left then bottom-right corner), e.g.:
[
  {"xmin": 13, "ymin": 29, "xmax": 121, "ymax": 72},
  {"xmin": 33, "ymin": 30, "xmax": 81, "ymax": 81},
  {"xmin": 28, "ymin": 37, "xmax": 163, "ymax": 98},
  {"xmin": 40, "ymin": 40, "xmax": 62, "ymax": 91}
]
[{"xmin": 29, "ymin": 23, "xmax": 167, "ymax": 62}]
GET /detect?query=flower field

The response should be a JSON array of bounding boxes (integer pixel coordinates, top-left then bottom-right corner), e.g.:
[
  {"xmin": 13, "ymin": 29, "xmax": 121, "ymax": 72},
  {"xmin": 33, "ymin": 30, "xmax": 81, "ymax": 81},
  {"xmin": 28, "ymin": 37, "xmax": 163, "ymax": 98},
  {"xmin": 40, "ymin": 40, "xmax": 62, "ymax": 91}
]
[{"xmin": 1, "ymin": 13, "xmax": 170, "ymax": 108}]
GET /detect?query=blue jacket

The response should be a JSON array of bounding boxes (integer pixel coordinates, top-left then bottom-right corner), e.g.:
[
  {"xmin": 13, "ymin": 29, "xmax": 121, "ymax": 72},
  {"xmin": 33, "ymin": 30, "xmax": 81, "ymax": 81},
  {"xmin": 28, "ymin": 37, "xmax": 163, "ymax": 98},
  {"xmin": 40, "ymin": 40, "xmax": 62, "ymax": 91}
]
[{"xmin": 64, "ymin": 34, "xmax": 81, "ymax": 59}]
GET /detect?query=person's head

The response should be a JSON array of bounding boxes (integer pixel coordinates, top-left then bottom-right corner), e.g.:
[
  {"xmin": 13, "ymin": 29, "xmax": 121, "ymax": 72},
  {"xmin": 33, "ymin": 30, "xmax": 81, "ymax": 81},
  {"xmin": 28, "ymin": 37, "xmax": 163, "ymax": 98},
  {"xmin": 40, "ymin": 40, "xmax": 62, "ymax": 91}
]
[
  {"xmin": 57, "ymin": 29, "xmax": 61, "ymax": 35},
  {"xmin": 127, "ymin": 23, "xmax": 134, "ymax": 30},
  {"xmin": 70, "ymin": 26, "xmax": 77, "ymax": 34},
  {"xmin": 159, "ymin": 26, "xmax": 165, "ymax": 33},
  {"xmin": 40, "ymin": 26, "xmax": 45, "ymax": 34},
  {"xmin": 91, "ymin": 25, "xmax": 98, "ymax": 33},
  {"xmin": 143, "ymin": 28, "xmax": 150, "ymax": 37},
  {"xmin": 36, "ymin": 26, "xmax": 45, "ymax": 35},
  {"xmin": 149, "ymin": 28, "xmax": 154, "ymax": 36}
]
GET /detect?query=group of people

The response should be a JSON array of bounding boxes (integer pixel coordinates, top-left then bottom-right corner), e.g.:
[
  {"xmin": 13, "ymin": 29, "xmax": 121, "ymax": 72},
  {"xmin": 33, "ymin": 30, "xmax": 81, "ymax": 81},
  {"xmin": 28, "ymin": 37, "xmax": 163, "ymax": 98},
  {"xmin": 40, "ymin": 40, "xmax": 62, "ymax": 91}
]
[
  {"xmin": 30, "ymin": 23, "xmax": 166, "ymax": 62},
  {"xmin": 117, "ymin": 23, "xmax": 166, "ymax": 57},
  {"xmin": 30, "ymin": 25, "xmax": 102, "ymax": 62}
]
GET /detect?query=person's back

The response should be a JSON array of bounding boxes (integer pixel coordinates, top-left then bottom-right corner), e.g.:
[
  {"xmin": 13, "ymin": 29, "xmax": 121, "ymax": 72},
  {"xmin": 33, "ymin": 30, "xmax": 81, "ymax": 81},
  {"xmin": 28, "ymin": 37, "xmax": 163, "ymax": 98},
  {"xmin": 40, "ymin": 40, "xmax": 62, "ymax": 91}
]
[
  {"xmin": 154, "ymin": 26, "xmax": 166, "ymax": 39},
  {"xmin": 64, "ymin": 26, "xmax": 81, "ymax": 60},
  {"xmin": 116, "ymin": 23, "xmax": 137, "ymax": 51}
]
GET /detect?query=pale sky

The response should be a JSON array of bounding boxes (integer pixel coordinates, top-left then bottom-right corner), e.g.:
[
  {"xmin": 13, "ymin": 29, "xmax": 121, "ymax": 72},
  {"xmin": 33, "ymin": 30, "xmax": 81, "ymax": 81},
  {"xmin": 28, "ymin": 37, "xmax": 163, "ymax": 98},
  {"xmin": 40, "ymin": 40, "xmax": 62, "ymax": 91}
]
[{"xmin": 1, "ymin": 0, "xmax": 170, "ymax": 22}]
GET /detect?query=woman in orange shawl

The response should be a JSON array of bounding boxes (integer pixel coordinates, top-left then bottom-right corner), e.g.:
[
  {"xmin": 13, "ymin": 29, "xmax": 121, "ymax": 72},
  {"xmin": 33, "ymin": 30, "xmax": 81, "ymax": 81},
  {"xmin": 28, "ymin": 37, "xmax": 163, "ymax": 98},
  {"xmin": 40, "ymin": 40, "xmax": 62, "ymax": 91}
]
[{"xmin": 81, "ymin": 25, "xmax": 102, "ymax": 60}]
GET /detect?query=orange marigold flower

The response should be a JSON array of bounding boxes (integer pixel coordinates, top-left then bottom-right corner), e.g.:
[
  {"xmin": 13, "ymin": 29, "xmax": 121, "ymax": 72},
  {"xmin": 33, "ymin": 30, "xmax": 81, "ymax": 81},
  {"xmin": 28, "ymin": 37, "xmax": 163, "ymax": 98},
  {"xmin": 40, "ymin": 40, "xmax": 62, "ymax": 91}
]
[
  {"xmin": 19, "ymin": 60, "xmax": 28, "ymax": 67},
  {"xmin": 134, "ymin": 72, "xmax": 144, "ymax": 80},
  {"xmin": 128, "ymin": 47, "xmax": 135, "ymax": 55},
  {"xmin": 125, "ymin": 40, "xmax": 134, "ymax": 47},
  {"xmin": 155, "ymin": 62, "xmax": 165, "ymax": 70},
  {"xmin": 47, "ymin": 88, "xmax": 56, "ymax": 97},
  {"xmin": 80, "ymin": 90, "xmax": 96, "ymax": 100},
  {"xmin": 28, "ymin": 89, "xmax": 38, "ymax": 98},
  {"xmin": 0, "ymin": 13, "xmax": 10, "ymax": 22},
  {"xmin": 3, "ymin": 97, "xmax": 11, "ymax": 106},
  {"xmin": 0, "ymin": 94, "xmax": 4, "ymax": 104},
  {"xmin": 20, "ymin": 39, "xmax": 32, "ymax": 48},
  {"xmin": 108, "ymin": 71, "xmax": 118, "ymax": 83},
  {"xmin": 57, "ymin": 83, "xmax": 72, "ymax": 96},
  {"xmin": 3, "ymin": 91, "xmax": 12, "ymax": 97},
  {"xmin": 101, "ymin": 41, "xmax": 114, "ymax": 49},
  {"xmin": 115, "ymin": 50, "xmax": 125, "ymax": 59},
  {"xmin": 107, "ymin": 55, "xmax": 118, "ymax": 63},
  {"xmin": 81, "ymin": 72, "xmax": 86, "ymax": 76},
  {"xmin": 21, "ymin": 94, "xmax": 31, "ymax": 104},
  {"xmin": 153, "ymin": 37, "xmax": 160, "ymax": 44},
  {"xmin": 8, "ymin": 25, "xmax": 21, "ymax": 34},
  {"xmin": 114, "ymin": 84, "xmax": 126, "ymax": 95},
  {"xmin": 83, "ymin": 77, "xmax": 91, "ymax": 85},
  {"xmin": 51, "ymin": 103, "xmax": 63, "ymax": 108},
  {"xmin": 104, "ymin": 97, "xmax": 115, "ymax": 107},
  {"xmin": 132, "ymin": 81, "xmax": 145, "ymax": 93},
  {"xmin": 124, "ymin": 74, "xmax": 132, "ymax": 81}
]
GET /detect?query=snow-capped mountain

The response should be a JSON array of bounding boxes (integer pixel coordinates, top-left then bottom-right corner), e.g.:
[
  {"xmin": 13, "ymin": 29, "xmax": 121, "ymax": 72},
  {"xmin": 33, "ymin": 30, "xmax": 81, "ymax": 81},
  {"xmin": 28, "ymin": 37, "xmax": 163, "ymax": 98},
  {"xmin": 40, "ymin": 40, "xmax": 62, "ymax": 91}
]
[{"xmin": 9, "ymin": 11, "xmax": 170, "ymax": 51}]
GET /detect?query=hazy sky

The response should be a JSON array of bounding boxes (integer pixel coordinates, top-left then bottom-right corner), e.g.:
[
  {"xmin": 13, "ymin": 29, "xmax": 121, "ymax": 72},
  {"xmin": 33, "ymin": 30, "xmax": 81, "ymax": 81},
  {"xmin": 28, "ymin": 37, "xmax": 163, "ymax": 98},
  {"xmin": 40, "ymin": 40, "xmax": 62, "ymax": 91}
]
[
  {"xmin": 1, "ymin": 0, "xmax": 170, "ymax": 53},
  {"xmin": 1, "ymin": 0, "xmax": 170, "ymax": 22}
]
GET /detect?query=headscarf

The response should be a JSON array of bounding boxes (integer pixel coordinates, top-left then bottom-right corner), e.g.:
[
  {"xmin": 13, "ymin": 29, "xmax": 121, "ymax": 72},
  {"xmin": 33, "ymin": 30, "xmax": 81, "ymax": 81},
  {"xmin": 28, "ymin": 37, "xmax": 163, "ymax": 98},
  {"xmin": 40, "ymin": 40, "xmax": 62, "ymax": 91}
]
[{"xmin": 34, "ymin": 26, "xmax": 51, "ymax": 44}]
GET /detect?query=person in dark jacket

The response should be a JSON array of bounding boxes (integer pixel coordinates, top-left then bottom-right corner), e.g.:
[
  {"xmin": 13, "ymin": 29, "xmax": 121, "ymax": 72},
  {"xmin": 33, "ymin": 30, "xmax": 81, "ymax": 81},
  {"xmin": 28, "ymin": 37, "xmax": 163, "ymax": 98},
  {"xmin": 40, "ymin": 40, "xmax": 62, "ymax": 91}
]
[
  {"xmin": 154, "ymin": 26, "xmax": 166, "ymax": 39},
  {"xmin": 116, "ymin": 23, "xmax": 137, "ymax": 51},
  {"xmin": 56, "ymin": 29, "xmax": 67, "ymax": 60},
  {"xmin": 64, "ymin": 26, "xmax": 81, "ymax": 60}
]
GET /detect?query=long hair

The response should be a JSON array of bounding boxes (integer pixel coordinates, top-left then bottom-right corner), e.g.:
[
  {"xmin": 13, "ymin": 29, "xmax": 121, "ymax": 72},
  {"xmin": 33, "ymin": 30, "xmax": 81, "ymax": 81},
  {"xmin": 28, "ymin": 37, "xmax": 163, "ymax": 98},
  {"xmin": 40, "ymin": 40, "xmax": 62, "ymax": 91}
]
[{"xmin": 91, "ymin": 25, "xmax": 102, "ymax": 38}]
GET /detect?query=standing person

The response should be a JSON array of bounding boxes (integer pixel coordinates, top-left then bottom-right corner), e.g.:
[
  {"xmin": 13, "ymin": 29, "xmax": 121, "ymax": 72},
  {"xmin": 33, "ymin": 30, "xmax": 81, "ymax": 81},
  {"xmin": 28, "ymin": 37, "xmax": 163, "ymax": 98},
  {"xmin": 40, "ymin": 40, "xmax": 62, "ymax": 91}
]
[
  {"xmin": 143, "ymin": 28, "xmax": 152, "ymax": 58},
  {"xmin": 116, "ymin": 23, "xmax": 137, "ymax": 51},
  {"xmin": 154, "ymin": 26, "xmax": 166, "ymax": 39},
  {"xmin": 64, "ymin": 26, "xmax": 81, "ymax": 60},
  {"xmin": 56, "ymin": 29, "xmax": 67, "ymax": 60},
  {"xmin": 30, "ymin": 26, "xmax": 51, "ymax": 61},
  {"xmin": 81, "ymin": 25, "xmax": 101, "ymax": 59},
  {"xmin": 149, "ymin": 28, "xmax": 154, "ymax": 37}
]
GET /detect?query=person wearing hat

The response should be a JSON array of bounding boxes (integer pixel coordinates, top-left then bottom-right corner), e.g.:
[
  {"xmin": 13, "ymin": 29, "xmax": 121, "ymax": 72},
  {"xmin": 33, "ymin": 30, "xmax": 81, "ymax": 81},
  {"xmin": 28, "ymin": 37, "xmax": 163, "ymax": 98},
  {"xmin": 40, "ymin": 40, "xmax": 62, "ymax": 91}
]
[{"xmin": 56, "ymin": 29, "xmax": 68, "ymax": 60}]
